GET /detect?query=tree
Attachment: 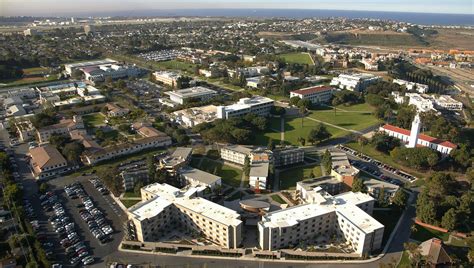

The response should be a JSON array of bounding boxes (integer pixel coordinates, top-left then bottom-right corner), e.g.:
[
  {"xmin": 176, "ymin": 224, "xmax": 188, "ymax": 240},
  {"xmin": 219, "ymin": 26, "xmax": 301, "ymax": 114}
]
[
  {"xmin": 62, "ymin": 142, "xmax": 84, "ymax": 163},
  {"xmin": 392, "ymin": 189, "xmax": 408, "ymax": 209},
  {"xmin": 378, "ymin": 186, "xmax": 387, "ymax": 206},
  {"xmin": 243, "ymin": 156, "xmax": 250, "ymax": 177},
  {"xmin": 307, "ymin": 124, "xmax": 331, "ymax": 145},
  {"xmin": 321, "ymin": 149, "xmax": 332, "ymax": 174},
  {"xmin": 352, "ymin": 178, "xmax": 366, "ymax": 193},
  {"xmin": 270, "ymin": 106, "xmax": 286, "ymax": 116},
  {"xmin": 404, "ymin": 242, "xmax": 423, "ymax": 268},
  {"xmin": 147, "ymin": 155, "xmax": 156, "ymax": 179},
  {"xmin": 450, "ymin": 144, "xmax": 472, "ymax": 168},
  {"xmin": 297, "ymin": 137, "xmax": 306, "ymax": 146},
  {"xmin": 267, "ymin": 138, "xmax": 275, "ymax": 150},
  {"xmin": 416, "ymin": 190, "xmax": 437, "ymax": 224},
  {"xmin": 371, "ymin": 132, "xmax": 400, "ymax": 154},
  {"xmin": 441, "ymin": 208, "xmax": 457, "ymax": 230},
  {"xmin": 290, "ymin": 96, "xmax": 301, "ymax": 106},
  {"xmin": 39, "ymin": 183, "xmax": 48, "ymax": 194}
]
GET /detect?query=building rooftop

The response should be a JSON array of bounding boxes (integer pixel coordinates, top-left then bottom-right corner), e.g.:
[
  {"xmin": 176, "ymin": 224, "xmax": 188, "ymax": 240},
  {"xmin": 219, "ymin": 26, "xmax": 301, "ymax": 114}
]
[
  {"xmin": 363, "ymin": 178, "xmax": 399, "ymax": 192},
  {"xmin": 222, "ymin": 144, "xmax": 254, "ymax": 155},
  {"xmin": 29, "ymin": 145, "xmax": 67, "ymax": 173},
  {"xmin": 291, "ymin": 86, "xmax": 334, "ymax": 96},
  {"xmin": 165, "ymin": 86, "xmax": 217, "ymax": 99},
  {"xmin": 175, "ymin": 197, "xmax": 242, "ymax": 226},
  {"xmin": 334, "ymin": 191, "xmax": 374, "ymax": 207},
  {"xmin": 179, "ymin": 166, "xmax": 221, "ymax": 186},
  {"xmin": 128, "ymin": 195, "xmax": 173, "ymax": 221},
  {"xmin": 331, "ymin": 151, "xmax": 359, "ymax": 177},
  {"xmin": 249, "ymin": 162, "xmax": 269, "ymax": 178},
  {"xmin": 335, "ymin": 204, "xmax": 384, "ymax": 233},
  {"xmin": 262, "ymin": 203, "xmax": 334, "ymax": 228},
  {"xmin": 381, "ymin": 124, "xmax": 457, "ymax": 149},
  {"xmin": 222, "ymin": 96, "xmax": 274, "ymax": 112},
  {"xmin": 65, "ymin": 59, "xmax": 117, "ymax": 69}
]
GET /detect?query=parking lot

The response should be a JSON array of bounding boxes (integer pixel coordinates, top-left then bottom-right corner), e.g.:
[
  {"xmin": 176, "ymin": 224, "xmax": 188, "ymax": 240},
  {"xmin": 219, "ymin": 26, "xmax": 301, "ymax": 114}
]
[
  {"xmin": 47, "ymin": 175, "xmax": 127, "ymax": 266},
  {"xmin": 336, "ymin": 144, "xmax": 416, "ymax": 184}
]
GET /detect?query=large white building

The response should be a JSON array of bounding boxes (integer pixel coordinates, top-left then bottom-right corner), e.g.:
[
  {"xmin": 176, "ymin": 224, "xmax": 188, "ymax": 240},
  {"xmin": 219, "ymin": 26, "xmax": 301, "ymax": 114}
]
[
  {"xmin": 216, "ymin": 96, "xmax": 274, "ymax": 119},
  {"xmin": 128, "ymin": 183, "xmax": 242, "ymax": 248},
  {"xmin": 290, "ymin": 86, "xmax": 334, "ymax": 105},
  {"xmin": 82, "ymin": 64, "xmax": 140, "ymax": 84},
  {"xmin": 330, "ymin": 73, "xmax": 381, "ymax": 92},
  {"xmin": 64, "ymin": 59, "xmax": 117, "ymax": 75},
  {"xmin": 393, "ymin": 79, "xmax": 429, "ymax": 94},
  {"xmin": 391, "ymin": 92, "xmax": 462, "ymax": 113},
  {"xmin": 258, "ymin": 189, "xmax": 383, "ymax": 256},
  {"xmin": 249, "ymin": 162, "xmax": 269, "ymax": 190},
  {"xmin": 164, "ymin": 86, "xmax": 217, "ymax": 105}
]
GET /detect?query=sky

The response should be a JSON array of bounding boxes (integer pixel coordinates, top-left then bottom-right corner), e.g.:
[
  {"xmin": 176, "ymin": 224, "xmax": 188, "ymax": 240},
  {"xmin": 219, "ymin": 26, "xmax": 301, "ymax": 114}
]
[{"xmin": 1, "ymin": 0, "xmax": 473, "ymax": 16}]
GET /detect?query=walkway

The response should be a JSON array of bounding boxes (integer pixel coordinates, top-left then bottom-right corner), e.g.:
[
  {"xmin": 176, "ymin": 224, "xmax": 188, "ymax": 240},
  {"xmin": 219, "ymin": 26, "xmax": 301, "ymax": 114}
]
[
  {"xmin": 305, "ymin": 116, "xmax": 363, "ymax": 135},
  {"xmin": 280, "ymin": 116, "xmax": 285, "ymax": 142}
]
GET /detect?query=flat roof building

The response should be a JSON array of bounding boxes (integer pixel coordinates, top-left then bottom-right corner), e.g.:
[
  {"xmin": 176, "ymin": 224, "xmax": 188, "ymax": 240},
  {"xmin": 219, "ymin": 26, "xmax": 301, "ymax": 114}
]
[
  {"xmin": 165, "ymin": 86, "xmax": 217, "ymax": 105},
  {"xmin": 330, "ymin": 73, "xmax": 381, "ymax": 92},
  {"xmin": 128, "ymin": 183, "xmax": 242, "ymax": 248},
  {"xmin": 153, "ymin": 71, "xmax": 182, "ymax": 87},
  {"xmin": 216, "ymin": 96, "xmax": 274, "ymax": 119},
  {"xmin": 258, "ymin": 189, "xmax": 383, "ymax": 256},
  {"xmin": 64, "ymin": 59, "xmax": 117, "ymax": 75}
]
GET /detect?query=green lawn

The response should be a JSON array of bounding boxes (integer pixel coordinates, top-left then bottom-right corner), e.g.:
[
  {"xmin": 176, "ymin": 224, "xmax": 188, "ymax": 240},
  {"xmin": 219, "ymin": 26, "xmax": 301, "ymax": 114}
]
[
  {"xmin": 123, "ymin": 191, "xmax": 141, "ymax": 198},
  {"xmin": 345, "ymin": 141, "xmax": 425, "ymax": 179},
  {"xmin": 197, "ymin": 158, "xmax": 243, "ymax": 188},
  {"xmin": 397, "ymin": 251, "xmax": 411, "ymax": 268},
  {"xmin": 372, "ymin": 208, "xmax": 403, "ymax": 246},
  {"xmin": 121, "ymin": 199, "xmax": 141, "ymax": 208},
  {"xmin": 83, "ymin": 113, "xmax": 106, "ymax": 128},
  {"xmin": 279, "ymin": 164, "xmax": 322, "ymax": 190},
  {"xmin": 270, "ymin": 194, "xmax": 287, "ymax": 204},
  {"xmin": 309, "ymin": 105, "xmax": 380, "ymax": 132},
  {"xmin": 153, "ymin": 60, "xmax": 197, "ymax": 73},
  {"xmin": 279, "ymin": 52, "xmax": 314, "ymax": 65},
  {"xmin": 282, "ymin": 116, "xmax": 348, "ymax": 145},
  {"xmin": 410, "ymin": 223, "xmax": 450, "ymax": 242}
]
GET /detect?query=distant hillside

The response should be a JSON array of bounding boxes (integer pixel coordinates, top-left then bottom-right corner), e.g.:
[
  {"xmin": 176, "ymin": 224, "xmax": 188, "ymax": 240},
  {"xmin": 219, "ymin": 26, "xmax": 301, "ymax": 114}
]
[{"xmin": 324, "ymin": 30, "xmax": 426, "ymax": 47}]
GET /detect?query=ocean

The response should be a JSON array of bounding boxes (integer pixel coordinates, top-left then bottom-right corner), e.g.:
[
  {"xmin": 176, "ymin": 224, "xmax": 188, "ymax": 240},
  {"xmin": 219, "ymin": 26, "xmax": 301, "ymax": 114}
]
[{"xmin": 103, "ymin": 9, "xmax": 474, "ymax": 26}]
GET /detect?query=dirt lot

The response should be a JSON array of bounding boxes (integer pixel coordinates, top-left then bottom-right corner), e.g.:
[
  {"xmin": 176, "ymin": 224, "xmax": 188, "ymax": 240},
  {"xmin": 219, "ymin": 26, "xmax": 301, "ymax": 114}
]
[{"xmin": 425, "ymin": 28, "xmax": 474, "ymax": 51}]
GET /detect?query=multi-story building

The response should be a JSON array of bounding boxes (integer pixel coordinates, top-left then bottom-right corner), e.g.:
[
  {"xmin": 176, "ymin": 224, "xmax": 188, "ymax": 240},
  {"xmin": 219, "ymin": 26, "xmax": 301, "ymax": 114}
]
[
  {"xmin": 433, "ymin": 95, "xmax": 463, "ymax": 111},
  {"xmin": 364, "ymin": 178, "xmax": 400, "ymax": 203},
  {"xmin": 172, "ymin": 105, "xmax": 218, "ymax": 128},
  {"xmin": 128, "ymin": 183, "xmax": 242, "ymax": 248},
  {"xmin": 164, "ymin": 86, "xmax": 217, "ymax": 105},
  {"xmin": 104, "ymin": 103, "xmax": 130, "ymax": 117},
  {"xmin": 330, "ymin": 73, "xmax": 381, "ymax": 92},
  {"xmin": 82, "ymin": 64, "xmax": 140, "ymax": 84},
  {"xmin": 297, "ymin": 177, "xmax": 345, "ymax": 199},
  {"xmin": 121, "ymin": 170, "xmax": 148, "ymax": 191},
  {"xmin": 153, "ymin": 71, "xmax": 182, "ymax": 87},
  {"xmin": 330, "ymin": 151, "xmax": 360, "ymax": 188},
  {"xmin": 249, "ymin": 162, "xmax": 269, "ymax": 190},
  {"xmin": 258, "ymin": 189, "xmax": 383, "ymax": 256},
  {"xmin": 15, "ymin": 121, "xmax": 36, "ymax": 142},
  {"xmin": 83, "ymin": 135, "xmax": 172, "ymax": 165},
  {"xmin": 64, "ymin": 59, "xmax": 117, "ymax": 75},
  {"xmin": 220, "ymin": 145, "xmax": 254, "ymax": 165},
  {"xmin": 160, "ymin": 147, "xmax": 193, "ymax": 175},
  {"xmin": 393, "ymin": 79, "xmax": 429, "ymax": 93},
  {"xmin": 178, "ymin": 166, "xmax": 222, "ymax": 191},
  {"xmin": 379, "ymin": 124, "xmax": 457, "ymax": 155},
  {"xmin": 228, "ymin": 66, "xmax": 269, "ymax": 78},
  {"xmin": 290, "ymin": 86, "xmax": 334, "ymax": 105},
  {"xmin": 360, "ymin": 59, "xmax": 379, "ymax": 71},
  {"xmin": 272, "ymin": 147, "xmax": 304, "ymax": 167},
  {"xmin": 29, "ymin": 145, "xmax": 69, "ymax": 180},
  {"xmin": 216, "ymin": 96, "xmax": 274, "ymax": 119},
  {"xmin": 36, "ymin": 116, "xmax": 85, "ymax": 143}
]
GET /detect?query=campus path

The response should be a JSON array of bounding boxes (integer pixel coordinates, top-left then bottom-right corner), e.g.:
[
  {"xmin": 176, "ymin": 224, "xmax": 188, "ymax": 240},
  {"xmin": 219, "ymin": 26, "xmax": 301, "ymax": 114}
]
[
  {"xmin": 305, "ymin": 116, "xmax": 363, "ymax": 135},
  {"xmin": 280, "ymin": 116, "xmax": 285, "ymax": 142}
]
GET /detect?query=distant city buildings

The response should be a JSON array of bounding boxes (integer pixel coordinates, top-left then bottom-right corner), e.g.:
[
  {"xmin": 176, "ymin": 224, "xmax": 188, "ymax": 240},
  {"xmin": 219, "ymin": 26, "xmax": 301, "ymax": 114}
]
[{"xmin": 393, "ymin": 79, "xmax": 429, "ymax": 94}]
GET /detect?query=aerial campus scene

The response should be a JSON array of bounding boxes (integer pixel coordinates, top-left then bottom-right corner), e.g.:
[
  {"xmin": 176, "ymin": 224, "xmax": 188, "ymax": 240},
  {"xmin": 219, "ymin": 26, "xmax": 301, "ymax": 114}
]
[{"xmin": 0, "ymin": 1, "xmax": 473, "ymax": 268}]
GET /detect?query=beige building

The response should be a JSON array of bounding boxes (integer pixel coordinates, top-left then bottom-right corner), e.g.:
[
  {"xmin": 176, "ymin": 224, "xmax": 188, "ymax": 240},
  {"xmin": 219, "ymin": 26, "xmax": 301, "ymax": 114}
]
[
  {"xmin": 153, "ymin": 71, "xmax": 181, "ymax": 87},
  {"xmin": 128, "ymin": 183, "xmax": 242, "ymax": 249},
  {"xmin": 160, "ymin": 147, "xmax": 193, "ymax": 175},
  {"xmin": 220, "ymin": 145, "xmax": 253, "ymax": 165},
  {"xmin": 36, "ymin": 116, "xmax": 84, "ymax": 143},
  {"xmin": 29, "ymin": 145, "xmax": 68, "ymax": 180},
  {"xmin": 104, "ymin": 103, "xmax": 130, "ymax": 117}
]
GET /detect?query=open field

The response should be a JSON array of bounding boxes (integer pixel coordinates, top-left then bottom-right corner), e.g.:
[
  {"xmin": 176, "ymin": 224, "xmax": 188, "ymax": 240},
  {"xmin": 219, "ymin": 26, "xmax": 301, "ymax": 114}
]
[
  {"xmin": 120, "ymin": 199, "xmax": 141, "ymax": 208},
  {"xmin": 309, "ymin": 104, "xmax": 380, "ymax": 132},
  {"xmin": 196, "ymin": 158, "xmax": 243, "ymax": 188},
  {"xmin": 153, "ymin": 60, "xmax": 197, "ymax": 73},
  {"xmin": 425, "ymin": 28, "xmax": 474, "ymax": 50},
  {"xmin": 279, "ymin": 164, "xmax": 322, "ymax": 190},
  {"xmin": 279, "ymin": 52, "xmax": 314, "ymax": 65}
]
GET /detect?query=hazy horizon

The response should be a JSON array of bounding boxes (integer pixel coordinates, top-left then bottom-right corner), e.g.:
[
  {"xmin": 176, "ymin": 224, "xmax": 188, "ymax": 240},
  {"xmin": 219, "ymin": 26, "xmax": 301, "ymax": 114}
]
[{"xmin": 1, "ymin": 0, "xmax": 473, "ymax": 17}]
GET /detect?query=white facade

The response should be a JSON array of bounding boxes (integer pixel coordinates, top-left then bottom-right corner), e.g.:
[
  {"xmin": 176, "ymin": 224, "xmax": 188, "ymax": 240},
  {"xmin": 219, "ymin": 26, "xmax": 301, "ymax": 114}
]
[
  {"xmin": 408, "ymin": 114, "xmax": 421, "ymax": 148},
  {"xmin": 290, "ymin": 86, "xmax": 334, "ymax": 104},
  {"xmin": 258, "ymin": 190, "xmax": 383, "ymax": 256},
  {"xmin": 393, "ymin": 79, "xmax": 429, "ymax": 93},
  {"xmin": 216, "ymin": 96, "xmax": 274, "ymax": 119},
  {"xmin": 220, "ymin": 145, "xmax": 253, "ymax": 165},
  {"xmin": 249, "ymin": 162, "xmax": 269, "ymax": 190},
  {"xmin": 330, "ymin": 73, "xmax": 381, "ymax": 92}
]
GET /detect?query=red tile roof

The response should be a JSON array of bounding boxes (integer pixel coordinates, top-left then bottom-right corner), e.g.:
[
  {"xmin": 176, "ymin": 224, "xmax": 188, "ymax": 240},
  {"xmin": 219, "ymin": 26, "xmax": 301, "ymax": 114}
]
[
  {"xmin": 381, "ymin": 124, "xmax": 457, "ymax": 149},
  {"xmin": 291, "ymin": 86, "xmax": 333, "ymax": 96}
]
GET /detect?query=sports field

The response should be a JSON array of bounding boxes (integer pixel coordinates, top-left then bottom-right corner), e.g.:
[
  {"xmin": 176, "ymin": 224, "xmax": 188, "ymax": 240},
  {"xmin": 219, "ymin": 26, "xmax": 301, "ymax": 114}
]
[{"xmin": 279, "ymin": 52, "xmax": 314, "ymax": 65}]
